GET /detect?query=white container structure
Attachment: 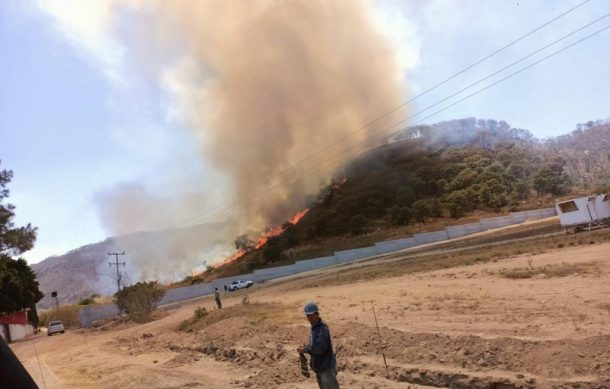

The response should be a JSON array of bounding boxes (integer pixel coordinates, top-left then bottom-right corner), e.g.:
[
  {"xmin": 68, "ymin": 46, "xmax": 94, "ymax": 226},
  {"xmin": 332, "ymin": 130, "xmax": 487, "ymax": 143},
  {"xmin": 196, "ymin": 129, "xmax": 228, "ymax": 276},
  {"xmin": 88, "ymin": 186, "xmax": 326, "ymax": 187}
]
[{"xmin": 555, "ymin": 194, "xmax": 610, "ymax": 232}]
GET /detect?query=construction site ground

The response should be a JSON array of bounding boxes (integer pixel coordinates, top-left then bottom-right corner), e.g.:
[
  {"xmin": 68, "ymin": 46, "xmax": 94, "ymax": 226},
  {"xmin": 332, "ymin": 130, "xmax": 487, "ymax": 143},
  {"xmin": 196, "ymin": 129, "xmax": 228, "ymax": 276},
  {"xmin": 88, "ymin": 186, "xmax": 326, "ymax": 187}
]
[{"xmin": 11, "ymin": 224, "xmax": 610, "ymax": 389}]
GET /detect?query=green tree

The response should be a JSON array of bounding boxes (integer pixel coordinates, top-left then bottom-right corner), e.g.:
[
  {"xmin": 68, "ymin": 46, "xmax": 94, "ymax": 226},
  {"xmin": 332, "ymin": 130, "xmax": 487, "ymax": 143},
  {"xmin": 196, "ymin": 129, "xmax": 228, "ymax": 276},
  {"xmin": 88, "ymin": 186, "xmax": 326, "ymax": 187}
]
[
  {"xmin": 0, "ymin": 162, "xmax": 43, "ymax": 317},
  {"xmin": 390, "ymin": 206, "xmax": 412, "ymax": 226},
  {"xmin": 349, "ymin": 215, "xmax": 367, "ymax": 235},
  {"xmin": 533, "ymin": 159, "xmax": 568, "ymax": 196},
  {"xmin": 114, "ymin": 281, "xmax": 166, "ymax": 323},
  {"xmin": 412, "ymin": 199, "xmax": 441, "ymax": 223},
  {"xmin": 444, "ymin": 189, "xmax": 476, "ymax": 219},
  {"xmin": 395, "ymin": 186, "xmax": 416, "ymax": 207}
]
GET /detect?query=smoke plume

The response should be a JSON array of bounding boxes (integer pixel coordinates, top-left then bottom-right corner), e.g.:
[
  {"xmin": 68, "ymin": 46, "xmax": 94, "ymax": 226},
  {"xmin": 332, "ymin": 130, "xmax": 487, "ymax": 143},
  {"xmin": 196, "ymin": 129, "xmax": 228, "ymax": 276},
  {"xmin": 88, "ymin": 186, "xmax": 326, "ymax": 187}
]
[
  {"xmin": 52, "ymin": 0, "xmax": 408, "ymax": 280},
  {"xmin": 158, "ymin": 0, "xmax": 406, "ymax": 227}
]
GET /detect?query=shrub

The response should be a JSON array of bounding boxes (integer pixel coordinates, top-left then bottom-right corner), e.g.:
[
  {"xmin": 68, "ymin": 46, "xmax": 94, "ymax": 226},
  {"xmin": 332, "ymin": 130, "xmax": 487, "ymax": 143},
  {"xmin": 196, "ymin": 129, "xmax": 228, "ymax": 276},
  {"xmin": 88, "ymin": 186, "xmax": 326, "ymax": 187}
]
[
  {"xmin": 78, "ymin": 297, "xmax": 94, "ymax": 305},
  {"xmin": 194, "ymin": 306, "xmax": 208, "ymax": 320},
  {"xmin": 349, "ymin": 214, "xmax": 367, "ymax": 235},
  {"xmin": 262, "ymin": 241, "xmax": 283, "ymax": 262},
  {"xmin": 390, "ymin": 206, "xmax": 411, "ymax": 225},
  {"xmin": 114, "ymin": 282, "xmax": 166, "ymax": 323}
]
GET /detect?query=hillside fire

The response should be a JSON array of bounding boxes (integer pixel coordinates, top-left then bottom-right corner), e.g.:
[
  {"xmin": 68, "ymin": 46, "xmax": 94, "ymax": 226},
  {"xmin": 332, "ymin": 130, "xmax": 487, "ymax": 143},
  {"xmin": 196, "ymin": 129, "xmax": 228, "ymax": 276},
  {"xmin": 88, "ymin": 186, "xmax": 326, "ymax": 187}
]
[{"xmin": 214, "ymin": 208, "xmax": 310, "ymax": 269}]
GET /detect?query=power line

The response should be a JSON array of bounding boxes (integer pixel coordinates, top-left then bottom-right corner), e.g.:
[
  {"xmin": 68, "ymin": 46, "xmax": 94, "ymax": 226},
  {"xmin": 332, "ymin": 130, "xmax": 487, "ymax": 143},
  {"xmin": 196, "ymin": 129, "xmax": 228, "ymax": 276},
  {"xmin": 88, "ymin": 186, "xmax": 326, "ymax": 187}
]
[
  {"xmin": 175, "ymin": 20, "xmax": 610, "ymax": 230},
  {"xmin": 173, "ymin": 0, "xmax": 592, "ymax": 229}
]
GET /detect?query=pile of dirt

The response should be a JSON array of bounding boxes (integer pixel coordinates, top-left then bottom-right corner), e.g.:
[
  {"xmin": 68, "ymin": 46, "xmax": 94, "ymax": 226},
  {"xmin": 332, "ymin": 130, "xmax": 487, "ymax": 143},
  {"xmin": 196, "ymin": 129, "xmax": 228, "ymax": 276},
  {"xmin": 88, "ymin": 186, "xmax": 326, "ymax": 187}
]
[{"xmin": 102, "ymin": 304, "xmax": 610, "ymax": 388}]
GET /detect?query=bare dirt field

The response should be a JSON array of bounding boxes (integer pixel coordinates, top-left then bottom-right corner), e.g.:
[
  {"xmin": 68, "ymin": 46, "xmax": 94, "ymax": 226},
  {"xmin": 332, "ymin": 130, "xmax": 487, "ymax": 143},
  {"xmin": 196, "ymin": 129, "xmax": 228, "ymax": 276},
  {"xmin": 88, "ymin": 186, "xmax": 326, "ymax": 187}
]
[{"xmin": 12, "ymin": 230, "xmax": 610, "ymax": 389}]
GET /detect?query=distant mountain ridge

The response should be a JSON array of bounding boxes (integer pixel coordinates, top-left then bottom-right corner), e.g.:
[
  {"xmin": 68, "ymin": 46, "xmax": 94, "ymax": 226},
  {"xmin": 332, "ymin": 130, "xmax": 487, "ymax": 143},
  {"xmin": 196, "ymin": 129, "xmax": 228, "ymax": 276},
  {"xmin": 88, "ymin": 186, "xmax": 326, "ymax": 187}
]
[{"xmin": 32, "ymin": 239, "xmax": 117, "ymax": 309}]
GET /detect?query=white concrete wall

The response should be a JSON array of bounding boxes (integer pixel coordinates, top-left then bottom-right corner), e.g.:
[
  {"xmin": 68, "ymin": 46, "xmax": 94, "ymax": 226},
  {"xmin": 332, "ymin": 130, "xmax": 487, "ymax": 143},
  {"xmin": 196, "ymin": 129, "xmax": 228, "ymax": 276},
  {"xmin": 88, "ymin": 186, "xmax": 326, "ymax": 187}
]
[
  {"xmin": 160, "ymin": 283, "xmax": 216, "ymax": 305},
  {"xmin": 7, "ymin": 324, "xmax": 33, "ymax": 341},
  {"xmin": 253, "ymin": 264, "xmax": 298, "ymax": 282},
  {"xmin": 79, "ymin": 304, "xmax": 121, "ymax": 328},
  {"xmin": 79, "ymin": 208, "xmax": 556, "ymax": 327},
  {"xmin": 211, "ymin": 274, "xmax": 255, "ymax": 291}
]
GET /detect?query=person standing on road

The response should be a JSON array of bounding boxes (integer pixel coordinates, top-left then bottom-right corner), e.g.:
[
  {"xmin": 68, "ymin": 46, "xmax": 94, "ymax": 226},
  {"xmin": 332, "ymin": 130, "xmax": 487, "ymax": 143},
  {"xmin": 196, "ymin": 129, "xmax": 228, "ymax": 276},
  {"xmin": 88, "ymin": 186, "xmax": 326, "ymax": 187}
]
[
  {"xmin": 297, "ymin": 301, "xmax": 339, "ymax": 389},
  {"xmin": 215, "ymin": 287, "xmax": 222, "ymax": 309}
]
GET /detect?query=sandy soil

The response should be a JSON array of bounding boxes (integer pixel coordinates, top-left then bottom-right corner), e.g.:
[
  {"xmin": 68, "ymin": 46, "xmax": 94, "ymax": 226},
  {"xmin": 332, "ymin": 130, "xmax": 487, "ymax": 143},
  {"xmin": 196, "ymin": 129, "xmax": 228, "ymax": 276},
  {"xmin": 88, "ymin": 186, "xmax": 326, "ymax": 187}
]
[{"xmin": 11, "ymin": 241, "xmax": 610, "ymax": 389}]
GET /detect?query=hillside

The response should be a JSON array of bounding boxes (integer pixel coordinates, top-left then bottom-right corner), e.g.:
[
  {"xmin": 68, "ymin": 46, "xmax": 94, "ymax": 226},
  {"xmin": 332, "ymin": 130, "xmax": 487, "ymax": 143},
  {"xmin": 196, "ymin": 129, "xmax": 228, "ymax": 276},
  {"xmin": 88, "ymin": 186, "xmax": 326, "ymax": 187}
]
[
  {"xmin": 32, "ymin": 222, "xmax": 225, "ymax": 308},
  {"xmin": 32, "ymin": 118, "xmax": 610, "ymax": 296},
  {"xmin": 32, "ymin": 239, "xmax": 118, "ymax": 309},
  {"xmin": 195, "ymin": 117, "xmax": 610, "ymax": 281}
]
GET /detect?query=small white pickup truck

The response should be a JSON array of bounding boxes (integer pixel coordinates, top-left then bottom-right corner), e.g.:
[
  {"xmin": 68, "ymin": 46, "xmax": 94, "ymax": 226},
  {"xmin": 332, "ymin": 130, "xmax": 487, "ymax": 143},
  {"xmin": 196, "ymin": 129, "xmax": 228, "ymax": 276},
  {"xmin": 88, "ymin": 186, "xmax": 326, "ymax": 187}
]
[{"xmin": 228, "ymin": 280, "xmax": 253, "ymax": 291}]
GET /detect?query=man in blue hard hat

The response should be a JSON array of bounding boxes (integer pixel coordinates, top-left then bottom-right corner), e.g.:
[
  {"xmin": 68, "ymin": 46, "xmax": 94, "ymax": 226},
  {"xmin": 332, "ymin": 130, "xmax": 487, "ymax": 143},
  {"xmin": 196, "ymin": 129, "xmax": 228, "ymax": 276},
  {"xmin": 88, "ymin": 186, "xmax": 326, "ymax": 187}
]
[{"xmin": 297, "ymin": 301, "xmax": 339, "ymax": 389}]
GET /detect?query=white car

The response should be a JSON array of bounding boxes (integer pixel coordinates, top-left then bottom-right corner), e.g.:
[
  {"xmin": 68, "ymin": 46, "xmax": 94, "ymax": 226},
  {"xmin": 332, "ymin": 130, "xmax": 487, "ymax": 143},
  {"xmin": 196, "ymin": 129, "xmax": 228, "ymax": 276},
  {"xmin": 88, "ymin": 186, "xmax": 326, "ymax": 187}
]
[
  {"xmin": 228, "ymin": 280, "xmax": 253, "ymax": 291},
  {"xmin": 47, "ymin": 320, "xmax": 65, "ymax": 336}
]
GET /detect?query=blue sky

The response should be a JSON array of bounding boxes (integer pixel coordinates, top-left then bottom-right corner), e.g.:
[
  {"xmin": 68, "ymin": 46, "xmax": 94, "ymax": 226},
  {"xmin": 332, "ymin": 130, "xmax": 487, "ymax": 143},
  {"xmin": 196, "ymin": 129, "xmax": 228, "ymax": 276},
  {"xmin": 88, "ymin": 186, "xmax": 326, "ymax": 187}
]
[{"xmin": 1, "ymin": 0, "xmax": 609, "ymax": 264}]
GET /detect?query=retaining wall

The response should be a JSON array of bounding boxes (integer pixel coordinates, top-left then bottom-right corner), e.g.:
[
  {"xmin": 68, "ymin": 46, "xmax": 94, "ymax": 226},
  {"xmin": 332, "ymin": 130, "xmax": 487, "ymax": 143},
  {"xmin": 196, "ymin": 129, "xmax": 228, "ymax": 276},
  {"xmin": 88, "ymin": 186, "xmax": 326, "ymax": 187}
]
[
  {"xmin": 295, "ymin": 256, "xmax": 337, "ymax": 273},
  {"xmin": 160, "ymin": 283, "xmax": 216, "ymax": 306},
  {"xmin": 79, "ymin": 208, "xmax": 556, "ymax": 327},
  {"xmin": 79, "ymin": 304, "xmax": 121, "ymax": 328},
  {"xmin": 211, "ymin": 274, "xmax": 255, "ymax": 291},
  {"xmin": 253, "ymin": 264, "xmax": 298, "ymax": 283},
  {"xmin": 335, "ymin": 246, "xmax": 379, "ymax": 263}
]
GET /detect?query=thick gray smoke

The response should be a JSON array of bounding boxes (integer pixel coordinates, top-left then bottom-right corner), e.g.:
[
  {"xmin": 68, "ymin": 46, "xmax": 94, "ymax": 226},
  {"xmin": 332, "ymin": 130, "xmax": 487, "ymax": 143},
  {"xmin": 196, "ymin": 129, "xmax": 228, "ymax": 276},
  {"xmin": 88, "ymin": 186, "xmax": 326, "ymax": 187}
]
[{"xmin": 93, "ymin": 0, "xmax": 407, "ymax": 280}]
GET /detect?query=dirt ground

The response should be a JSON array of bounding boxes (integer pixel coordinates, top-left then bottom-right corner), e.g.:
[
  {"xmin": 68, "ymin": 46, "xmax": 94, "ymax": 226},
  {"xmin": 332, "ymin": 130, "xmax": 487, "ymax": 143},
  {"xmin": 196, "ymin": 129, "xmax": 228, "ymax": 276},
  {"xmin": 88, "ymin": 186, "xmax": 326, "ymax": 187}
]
[{"xmin": 12, "ymin": 239, "xmax": 610, "ymax": 389}]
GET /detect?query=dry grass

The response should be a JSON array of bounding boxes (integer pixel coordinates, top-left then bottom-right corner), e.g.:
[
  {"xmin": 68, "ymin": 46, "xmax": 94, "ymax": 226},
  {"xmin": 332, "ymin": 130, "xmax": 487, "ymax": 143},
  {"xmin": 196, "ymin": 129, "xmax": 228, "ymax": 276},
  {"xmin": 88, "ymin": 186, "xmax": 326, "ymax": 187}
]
[
  {"xmin": 289, "ymin": 227, "xmax": 610, "ymax": 289},
  {"xmin": 178, "ymin": 302, "xmax": 291, "ymax": 333},
  {"xmin": 39, "ymin": 305, "xmax": 82, "ymax": 329},
  {"xmin": 498, "ymin": 261, "xmax": 600, "ymax": 279}
]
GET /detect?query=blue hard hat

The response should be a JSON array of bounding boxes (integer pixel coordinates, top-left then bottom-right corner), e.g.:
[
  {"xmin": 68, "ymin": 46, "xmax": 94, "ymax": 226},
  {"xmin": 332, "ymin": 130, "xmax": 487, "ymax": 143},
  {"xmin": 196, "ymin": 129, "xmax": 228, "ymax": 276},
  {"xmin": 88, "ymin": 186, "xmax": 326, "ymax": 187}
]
[{"xmin": 304, "ymin": 301, "xmax": 319, "ymax": 315}]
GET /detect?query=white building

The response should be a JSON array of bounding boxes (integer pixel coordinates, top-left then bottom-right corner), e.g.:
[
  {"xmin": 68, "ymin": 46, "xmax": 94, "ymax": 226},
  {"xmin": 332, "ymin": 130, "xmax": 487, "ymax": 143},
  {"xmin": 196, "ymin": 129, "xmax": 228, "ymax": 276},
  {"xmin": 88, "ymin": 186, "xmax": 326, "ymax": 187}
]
[{"xmin": 555, "ymin": 194, "xmax": 610, "ymax": 231}]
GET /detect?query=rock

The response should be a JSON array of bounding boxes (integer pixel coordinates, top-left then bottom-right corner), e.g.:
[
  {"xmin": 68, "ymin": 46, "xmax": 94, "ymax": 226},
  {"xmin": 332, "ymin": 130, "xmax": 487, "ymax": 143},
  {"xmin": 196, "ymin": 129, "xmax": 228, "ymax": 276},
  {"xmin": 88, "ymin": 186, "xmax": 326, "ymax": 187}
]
[
  {"xmin": 516, "ymin": 374, "xmax": 524, "ymax": 379},
  {"xmin": 142, "ymin": 333, "xmax": 153, "ymax": 339}
]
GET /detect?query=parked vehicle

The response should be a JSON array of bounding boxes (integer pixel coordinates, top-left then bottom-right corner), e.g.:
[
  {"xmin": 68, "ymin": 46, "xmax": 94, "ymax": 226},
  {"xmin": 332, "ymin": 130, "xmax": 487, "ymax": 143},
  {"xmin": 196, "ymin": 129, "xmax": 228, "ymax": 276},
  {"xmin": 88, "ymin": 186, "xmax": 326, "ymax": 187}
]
[
  {"xmin": 228, "ymin": 280, "xmax": 253, "ymax": 291},
  {"xmin": 47, "ymin": 320, "xmax": 65, "ymax": 336}
]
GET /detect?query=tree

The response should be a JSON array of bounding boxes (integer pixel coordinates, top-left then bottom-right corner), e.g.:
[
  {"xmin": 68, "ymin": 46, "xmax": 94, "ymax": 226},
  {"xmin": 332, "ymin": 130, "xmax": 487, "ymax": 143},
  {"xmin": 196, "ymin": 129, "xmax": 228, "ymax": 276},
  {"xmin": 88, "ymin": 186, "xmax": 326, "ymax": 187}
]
[
  {"xmin": 533, "ymin": 158, "xmax": 568, "ymax": 196},
  {"xmin": 349, "ymin": 215, "xmax": 367, "ymax": 235},
  {"xmin": 0, "ymin": 162, "xmax": 43, "ymax": 316},
  {"xmin": 390, "ymin": 206, "xmax": 411, "ymax": 226},
  {"xmin": 262, "ymin": 237, "xmax": 283, "ymax": 262},
  {"xmin": 114, "ymin": 281, "xmax": 166, "ymax": 323},
  {"xmin": 412, "ymin": 199, "xmax": 442, "ymax": 223}
]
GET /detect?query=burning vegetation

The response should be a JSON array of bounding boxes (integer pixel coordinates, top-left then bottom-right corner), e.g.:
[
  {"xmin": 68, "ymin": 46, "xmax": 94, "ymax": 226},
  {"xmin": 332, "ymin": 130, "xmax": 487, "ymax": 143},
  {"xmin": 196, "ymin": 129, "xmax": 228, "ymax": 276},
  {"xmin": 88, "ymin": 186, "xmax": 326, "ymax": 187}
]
[{"xmin": 214, "ymin": 208, "xmax": 310, "ymax": 270}]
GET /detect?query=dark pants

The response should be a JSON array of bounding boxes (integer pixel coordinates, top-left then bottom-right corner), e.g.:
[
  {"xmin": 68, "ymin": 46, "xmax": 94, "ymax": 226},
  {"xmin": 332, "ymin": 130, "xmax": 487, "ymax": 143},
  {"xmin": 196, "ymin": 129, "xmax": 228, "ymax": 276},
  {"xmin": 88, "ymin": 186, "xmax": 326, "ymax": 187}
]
[
  {"xmin": 315, "ymin": 368, "xmax": 339, "ymax": 389},
  {"xmin": 215, "ymin": 298, "xmax": 222, "ymax": 309}
]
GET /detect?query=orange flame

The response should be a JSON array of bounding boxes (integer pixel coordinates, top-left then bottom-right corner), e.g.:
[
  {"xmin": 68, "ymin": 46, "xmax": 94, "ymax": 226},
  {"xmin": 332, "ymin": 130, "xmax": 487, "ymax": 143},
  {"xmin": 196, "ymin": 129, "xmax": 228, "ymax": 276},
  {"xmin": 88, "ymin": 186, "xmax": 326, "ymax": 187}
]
[{"xmin": 216, "ymin": 208, "xmax": 310, "ymax": 268}]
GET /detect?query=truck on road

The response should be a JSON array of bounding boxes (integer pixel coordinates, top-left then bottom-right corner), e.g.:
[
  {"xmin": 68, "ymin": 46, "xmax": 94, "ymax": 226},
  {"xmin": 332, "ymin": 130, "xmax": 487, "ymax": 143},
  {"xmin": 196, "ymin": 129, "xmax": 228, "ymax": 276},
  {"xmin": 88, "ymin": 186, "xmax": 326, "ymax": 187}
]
[{"xmin": 228, "ymin": 280, "xmax": 253, "ymax": 291}]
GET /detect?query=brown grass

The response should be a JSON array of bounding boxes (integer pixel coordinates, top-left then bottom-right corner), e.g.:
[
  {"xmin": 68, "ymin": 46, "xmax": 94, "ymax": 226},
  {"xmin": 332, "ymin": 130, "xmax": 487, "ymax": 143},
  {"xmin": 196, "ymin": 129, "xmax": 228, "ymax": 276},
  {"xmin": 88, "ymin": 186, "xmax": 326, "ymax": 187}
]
[
  {"xmin": 178, "ymin": 302, "xmax": 292, "ymax": 332},
  {"xmin": 39, "ymin": 305, "xmax": 82, "ymax": 329},
  {"xmin": 287, "ymin": 227, "xmax": 610, "ymax": 289},
  {"xmin": 498, "ymin": 261, "xmax": 600, "ymax": 279}
]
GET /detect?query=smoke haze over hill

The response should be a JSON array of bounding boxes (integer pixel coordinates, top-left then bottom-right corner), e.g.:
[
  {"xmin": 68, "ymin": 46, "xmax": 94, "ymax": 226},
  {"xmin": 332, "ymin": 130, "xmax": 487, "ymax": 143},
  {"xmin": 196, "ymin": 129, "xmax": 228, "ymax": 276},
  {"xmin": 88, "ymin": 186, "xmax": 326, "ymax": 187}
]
[{"xmin": 40, "ymin": 1, "xmax": 408, "ymax": 280}]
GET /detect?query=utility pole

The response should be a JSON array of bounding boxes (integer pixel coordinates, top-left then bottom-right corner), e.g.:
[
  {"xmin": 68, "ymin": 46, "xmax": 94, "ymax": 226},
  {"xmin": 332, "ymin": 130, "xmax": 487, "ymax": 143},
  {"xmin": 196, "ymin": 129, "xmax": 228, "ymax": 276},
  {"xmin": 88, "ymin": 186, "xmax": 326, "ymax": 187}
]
[{"xmin": 108, "ymin": 252, "xmax": 126, "ymax": 293}]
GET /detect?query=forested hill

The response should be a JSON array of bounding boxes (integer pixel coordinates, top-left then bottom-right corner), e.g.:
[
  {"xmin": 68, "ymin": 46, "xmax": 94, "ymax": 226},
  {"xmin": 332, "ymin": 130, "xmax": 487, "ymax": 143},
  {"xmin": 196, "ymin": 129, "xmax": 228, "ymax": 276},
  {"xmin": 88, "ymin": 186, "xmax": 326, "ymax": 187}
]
[
  {"xmin": 32, "ymin": 117, "xmax": 610, "ymax": 293},
  {"xmin": 200, "ymin": 117, "xmax": 610, "ymax": 280}
]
